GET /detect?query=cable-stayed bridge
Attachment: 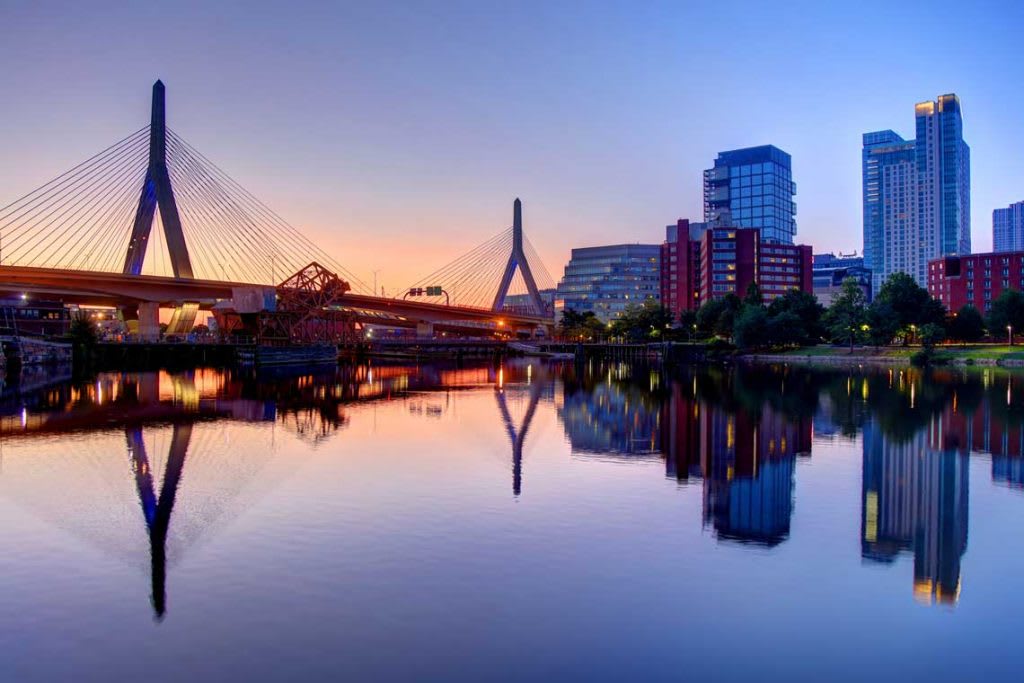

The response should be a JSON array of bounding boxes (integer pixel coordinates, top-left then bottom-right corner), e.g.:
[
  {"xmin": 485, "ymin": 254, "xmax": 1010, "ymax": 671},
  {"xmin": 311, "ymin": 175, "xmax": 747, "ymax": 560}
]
[{"xmin": 0, "ymin": 81, "xmax": 556, "ymax": 337}]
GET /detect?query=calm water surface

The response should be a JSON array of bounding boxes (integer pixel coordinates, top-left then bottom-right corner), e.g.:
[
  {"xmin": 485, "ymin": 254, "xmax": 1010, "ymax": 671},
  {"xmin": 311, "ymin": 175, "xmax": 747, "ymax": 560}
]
[{"xmin": 0, "ymin": 360, "xmax": 1022, "ymax": 682}]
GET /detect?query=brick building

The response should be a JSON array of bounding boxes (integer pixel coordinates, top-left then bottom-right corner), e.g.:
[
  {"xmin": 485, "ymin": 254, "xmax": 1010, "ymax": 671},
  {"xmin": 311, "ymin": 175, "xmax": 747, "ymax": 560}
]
[
  {"xmin": 928, "ymin": 251, "xmax": 1024, "ymax": 314},
  {"xmin": 660, "ymin": 219, "xmax": 813, "ymax": 317}
]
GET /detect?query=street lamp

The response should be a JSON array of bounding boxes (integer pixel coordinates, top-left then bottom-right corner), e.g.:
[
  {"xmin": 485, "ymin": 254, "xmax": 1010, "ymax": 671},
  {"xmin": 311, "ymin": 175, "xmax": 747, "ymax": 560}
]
[{"xmin": 1008, "ymin": 325, "xmax": 1013, "ymax": 346}]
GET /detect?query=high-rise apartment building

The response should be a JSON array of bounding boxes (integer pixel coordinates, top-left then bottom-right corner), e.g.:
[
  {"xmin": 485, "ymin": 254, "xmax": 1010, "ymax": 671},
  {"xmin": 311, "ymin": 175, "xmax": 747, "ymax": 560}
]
[
  {"xmin": 863, "ymin": 131, "xmax": 917, "ymax": 293},
  {"xmin": 863, "ymin": 94, "xmax": 970, "ymax": 291},
  {"xmin": 703, "ymin": 146, "xmax": 797, "ymax": 245},
  {"xmin": 993, "ymin": 201, "xmax": 1024, "ymax": 253}
]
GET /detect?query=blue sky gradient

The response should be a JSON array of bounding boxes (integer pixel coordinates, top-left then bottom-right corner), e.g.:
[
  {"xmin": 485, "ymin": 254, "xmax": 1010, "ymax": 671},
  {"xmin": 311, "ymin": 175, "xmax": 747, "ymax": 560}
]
[{"xmin": 1, "ymin": 0, "xmax": 1022, "ymax": 287}]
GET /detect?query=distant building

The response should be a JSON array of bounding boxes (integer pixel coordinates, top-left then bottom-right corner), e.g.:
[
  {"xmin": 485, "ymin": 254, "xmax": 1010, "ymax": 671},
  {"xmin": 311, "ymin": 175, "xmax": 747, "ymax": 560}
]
[
  {"xmin": 703, "ymin": 145, "xmax": 797, "ymax": 245},
  {"xmin": 928, "ymin": 251, "xmax": 1024, "ymax": 314},
  {"xmin": 862, "ymin": 94, "xmax": 970, "ymax": 291},
  {"xmin": 555, "ymin": 244, "xmax": 660, "ymax": 322},
  {"xmin": 813, "ymin": 252, "xmax": 872, "ymax": 306},
  {"xmin": 503, "ymin": 288, "xmax": 555, "ymax": 314},
  {"xmin": 659, "ymin": 220, "xmax": 812, "ymax": 317},
  {"xmin": 0, "ymin": 297, "xmax": 71, "ymax": 337},
  {"xmin": 993, "ymin": 201, "xmax": 1024, "ymax": 253}
]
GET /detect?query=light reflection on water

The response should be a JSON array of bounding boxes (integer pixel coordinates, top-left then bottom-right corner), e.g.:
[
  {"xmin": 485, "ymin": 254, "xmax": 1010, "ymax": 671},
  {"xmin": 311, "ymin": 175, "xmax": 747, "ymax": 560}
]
[{"xmin": 0, "ymin": 361, "xmax": 1022, "ymax": 681}]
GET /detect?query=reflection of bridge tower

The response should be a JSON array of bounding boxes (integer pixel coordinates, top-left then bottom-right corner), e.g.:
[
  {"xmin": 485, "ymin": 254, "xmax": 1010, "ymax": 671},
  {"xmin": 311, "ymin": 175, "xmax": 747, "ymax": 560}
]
[
  {"xmin": 128, "ymin": 422, "xmax": 192, "ymax": 619},
  {"xmin": 495, "ymin": 373, "xmax": 545, "ymax": 497},
  {"xmin": 123, "ymin": 81, "xmax": 193, "ymax": 279},
  {"xmin": 492, "ymin": 199, "xmax": 545, "ymax": 314}
]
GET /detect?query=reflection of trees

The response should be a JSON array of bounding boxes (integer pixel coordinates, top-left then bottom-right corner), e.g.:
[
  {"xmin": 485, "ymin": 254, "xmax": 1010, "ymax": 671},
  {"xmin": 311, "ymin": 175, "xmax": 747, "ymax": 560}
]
[
  {"xmin": 766, "ymin": 367, "xmax": 941, "ymax": 442},
  {"xmin": 696, "ymin": 364, "xmax": 822, "ymax": 423}
]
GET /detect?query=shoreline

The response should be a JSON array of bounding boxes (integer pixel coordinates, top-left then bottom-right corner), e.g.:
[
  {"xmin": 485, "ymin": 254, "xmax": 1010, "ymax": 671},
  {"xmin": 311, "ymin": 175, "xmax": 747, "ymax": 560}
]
[{"xmin": 741, "ymin": 346, "xmax": 1024, "ymax": 368}]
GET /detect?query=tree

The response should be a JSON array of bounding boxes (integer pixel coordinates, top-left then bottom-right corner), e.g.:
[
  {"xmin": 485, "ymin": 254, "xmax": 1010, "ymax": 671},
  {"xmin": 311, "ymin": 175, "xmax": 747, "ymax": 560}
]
[
  {"xmin": 69, "ymin": 311, "xmax": 98, "ymax": 348},
  {"xmin": 766, "ymin": 310, "xmax": 804, "ymax": 347},
  {"xmin": 823, "ymin": 277, "xmax": 867, "ymax": 350},
  {"xmin": 560, "ymin": 309, "xmax": 606, "ymax": 341},
  {"xmin": 609, "ymin": 299, "xmax": 674, "ymax": 342},
  {"xmin": 767, "ymin": 290, "xmax": 825, "ymax": 345},
  {"xmin": 696, "ymin": 294, "xmax": 741, "ymax": 339},
  {"xmin": 865, "ymin": 299, "xmax": 900, "ymax": 346},
  {"xmin": 678, "ymin": 309, "xmax": 697, "ymax": 334},
  {"xmin": 987, "ymin": 289, "xmax": 1024, "ymax": 342},
  {"xmin": 733, "ymin": 305, "xmax": 769, "ymax": 348},
  {"xmin": 743, "ymin": 282, "xmax": 763, "ymax": 307},
  {"xmin": 871, "ymin": 272, "xmax": 947, "ymax": 344},
  {"xmin": 948, "ymin": 305, "xmax": 985, "ymax": 344},
  {"xmin": 918, "ymin": 323, "xmax": 945, "ymax": 350}
]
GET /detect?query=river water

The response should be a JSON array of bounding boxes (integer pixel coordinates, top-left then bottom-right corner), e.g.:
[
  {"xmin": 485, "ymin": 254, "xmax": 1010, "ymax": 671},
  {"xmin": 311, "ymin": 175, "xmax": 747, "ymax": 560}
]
[{"xmin": 0, "ymin": 360, "xmax": 1022, "ymax": 682}]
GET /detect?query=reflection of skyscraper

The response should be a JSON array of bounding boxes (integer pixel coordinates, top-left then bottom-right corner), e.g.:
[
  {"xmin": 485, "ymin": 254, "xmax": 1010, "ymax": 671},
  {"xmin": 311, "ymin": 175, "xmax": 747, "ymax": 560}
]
[
  {"xmin": 559, "ymin": 382, "xmax": 661, "ymax": 457},
  {"xmin": 700, "ymin": 404, "xmax": 810, "ymax": 546},
  {"xmin": 861, "ymin": 417, "xmax": 968, "ymax": 605},
  {"xmin": 656, "ymin": 376, "xmax": 812, "ymax": 546}
]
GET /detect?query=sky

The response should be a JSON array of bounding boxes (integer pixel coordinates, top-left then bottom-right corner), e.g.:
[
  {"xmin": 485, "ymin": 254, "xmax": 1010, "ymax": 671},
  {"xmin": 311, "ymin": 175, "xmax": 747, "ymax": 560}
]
[{"xmin": 1, "ymin": 0, "xmax": 1023, "ymax": 292}]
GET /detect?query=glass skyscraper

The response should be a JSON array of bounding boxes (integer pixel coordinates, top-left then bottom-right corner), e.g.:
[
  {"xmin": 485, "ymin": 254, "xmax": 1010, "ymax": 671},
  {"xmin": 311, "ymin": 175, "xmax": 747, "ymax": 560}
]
[
  {"xmin": 703, "ymin": 145, "xmax": 797, "ymax": 245},
  {"xmin": 863, "ymin": 94, "xmax": 970, "ymax": 290},
  {"xmin": 863, "ymin": 131, "xmax": 918, "ymax": 293},
  {"xmin": 555, "ymin": 244, "xmax": 660, "ymax": 323},
  {"xmin": 993, "ymin": 201, "xmax": 1024, "ymax": 253}
]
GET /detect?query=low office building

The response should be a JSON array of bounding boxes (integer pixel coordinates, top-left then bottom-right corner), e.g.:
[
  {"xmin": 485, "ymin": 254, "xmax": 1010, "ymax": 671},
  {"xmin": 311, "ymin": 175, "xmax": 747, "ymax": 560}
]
[
  {"xmin": 813, "ymin": 252, "xmax": 872, "ymax": 306},
  {"xmin": 928, "ymin": 251, "xmax": 1024, "ymax": 313},
  {"xmin": 660, "ymin": 220, "xmax": 812, "ymax": 317},
  {"xmin": 555, "ymin": 243, "xmax": 661, "ymax": 322}
]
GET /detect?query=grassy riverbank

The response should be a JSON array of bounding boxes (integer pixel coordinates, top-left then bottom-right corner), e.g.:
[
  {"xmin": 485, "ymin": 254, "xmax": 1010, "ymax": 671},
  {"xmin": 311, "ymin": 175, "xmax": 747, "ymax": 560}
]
[{"xmin": 745, "ymin": 344, "xmax": 1024, "ymax": 366}]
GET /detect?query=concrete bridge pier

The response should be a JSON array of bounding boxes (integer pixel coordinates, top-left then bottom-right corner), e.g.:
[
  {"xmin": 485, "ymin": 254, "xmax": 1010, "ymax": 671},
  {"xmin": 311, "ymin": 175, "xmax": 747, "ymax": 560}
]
[
  {"xmin": 139, "ymin": 302, "xmax": 160, "ymax": 341},
  {"xmin": 416, "ymin": 321, "xmax": 434, "ymax": 339}
]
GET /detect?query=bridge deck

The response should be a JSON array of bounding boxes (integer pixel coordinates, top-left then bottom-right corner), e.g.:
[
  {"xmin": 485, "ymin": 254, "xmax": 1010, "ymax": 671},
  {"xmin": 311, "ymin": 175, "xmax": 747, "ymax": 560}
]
[{"xmin": 0, "ymin": 265, "xmax": 552, "ymax": 329}]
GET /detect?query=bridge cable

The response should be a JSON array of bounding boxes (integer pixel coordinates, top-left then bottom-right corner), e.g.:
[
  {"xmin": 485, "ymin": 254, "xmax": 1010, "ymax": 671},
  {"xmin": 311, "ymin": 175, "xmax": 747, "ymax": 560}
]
[
  {"xmin": 1, "ymin": 131, "xmax": 149, "ymax": 266},
  {"xmin": 7, "ymin": 140, "xmax": 149, "ymax": 268}
]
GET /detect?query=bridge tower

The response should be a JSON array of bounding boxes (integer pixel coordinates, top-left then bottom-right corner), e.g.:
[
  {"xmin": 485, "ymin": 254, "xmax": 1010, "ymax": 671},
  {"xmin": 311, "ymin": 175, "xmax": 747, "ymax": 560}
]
[
  {"xmin": 123, "ymin": 80, "xmax": 193, "ymax": 278},
  {"xmin": 491, "ymin": 198, "xmax": 545, "ymax": 314}
]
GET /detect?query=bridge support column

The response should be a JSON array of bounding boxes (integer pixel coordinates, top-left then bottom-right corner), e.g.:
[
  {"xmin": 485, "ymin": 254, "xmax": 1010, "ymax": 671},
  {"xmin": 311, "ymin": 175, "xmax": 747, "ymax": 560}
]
[
  {"xmin": 139, "ymin": 302, "xmax": 160, "ymax": 341},
  {"xmin": 416, "ymin": 322, "xmax": 434, "ymax": 339}
]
